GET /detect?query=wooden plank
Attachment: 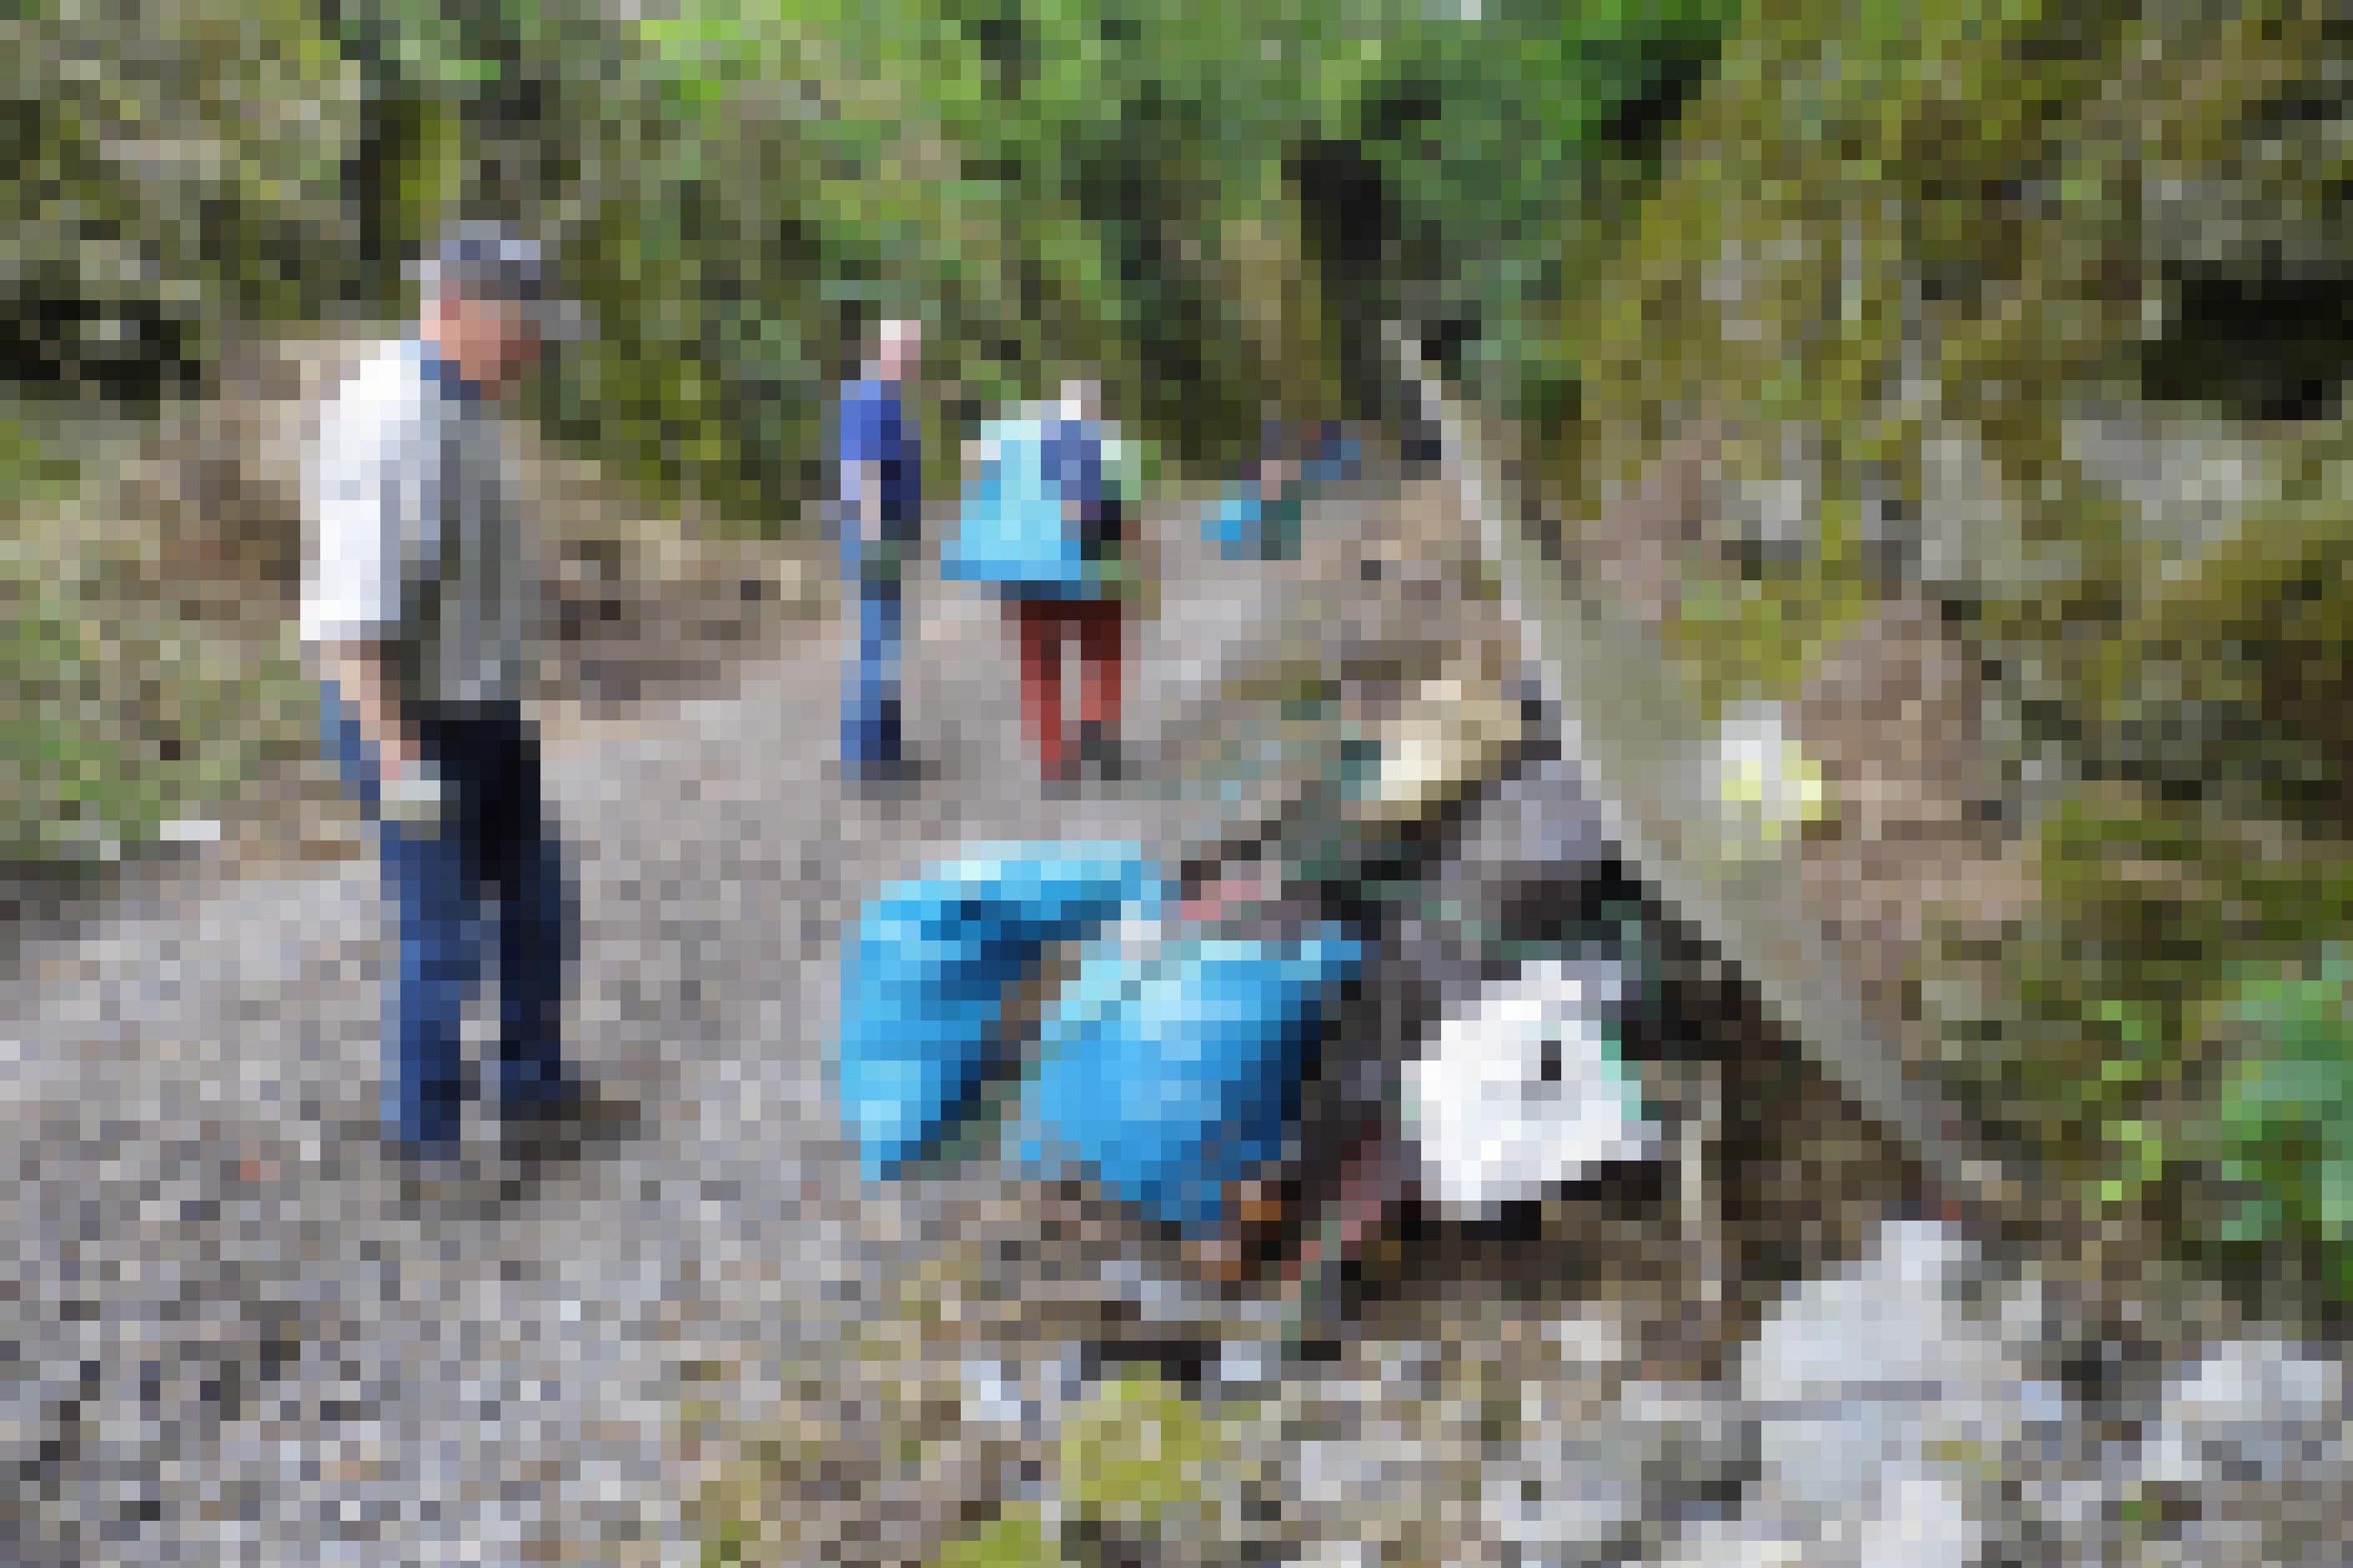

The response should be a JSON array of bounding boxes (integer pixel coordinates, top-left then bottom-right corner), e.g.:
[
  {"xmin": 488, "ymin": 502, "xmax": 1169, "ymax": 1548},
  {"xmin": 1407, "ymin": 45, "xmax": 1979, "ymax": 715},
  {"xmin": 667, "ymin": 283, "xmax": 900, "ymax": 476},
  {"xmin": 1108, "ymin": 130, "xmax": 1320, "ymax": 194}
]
[{"xmin": 1396, "ymin": 337, "xmax": 2018, "ymax": 1217}]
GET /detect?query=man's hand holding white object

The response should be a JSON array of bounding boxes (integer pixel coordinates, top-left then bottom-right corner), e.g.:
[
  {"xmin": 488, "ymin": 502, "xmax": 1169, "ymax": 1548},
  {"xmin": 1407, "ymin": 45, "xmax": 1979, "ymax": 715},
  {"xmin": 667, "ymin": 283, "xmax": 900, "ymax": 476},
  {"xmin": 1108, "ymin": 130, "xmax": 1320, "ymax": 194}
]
[{"xmin": 382, "ymin": 764, "xmax": 452, "ymax": 836}]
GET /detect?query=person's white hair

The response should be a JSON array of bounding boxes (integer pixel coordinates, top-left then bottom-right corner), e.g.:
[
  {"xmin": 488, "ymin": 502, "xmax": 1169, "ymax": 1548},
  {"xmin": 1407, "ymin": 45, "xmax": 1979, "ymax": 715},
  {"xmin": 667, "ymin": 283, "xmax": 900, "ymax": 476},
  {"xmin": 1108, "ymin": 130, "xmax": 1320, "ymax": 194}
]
[{"xmin": 869, "ymin": 316, "xmax": 923, "ymax": 373}]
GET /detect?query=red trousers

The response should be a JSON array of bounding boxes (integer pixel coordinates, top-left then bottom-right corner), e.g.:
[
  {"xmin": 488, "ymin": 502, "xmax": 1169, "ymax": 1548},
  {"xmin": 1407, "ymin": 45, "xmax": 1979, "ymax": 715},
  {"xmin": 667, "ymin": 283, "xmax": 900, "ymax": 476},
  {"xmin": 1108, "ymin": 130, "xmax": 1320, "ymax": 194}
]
[{"xmin": 1007, "ymin": 596, "xmax": 1123, "ymax": 779}]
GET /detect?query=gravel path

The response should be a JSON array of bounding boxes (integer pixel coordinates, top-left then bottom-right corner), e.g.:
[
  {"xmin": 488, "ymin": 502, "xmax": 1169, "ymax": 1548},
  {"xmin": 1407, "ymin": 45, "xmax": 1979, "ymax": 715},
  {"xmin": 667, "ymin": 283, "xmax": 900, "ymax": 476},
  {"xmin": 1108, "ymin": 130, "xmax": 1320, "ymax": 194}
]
[
  {"xmin": 2, "ymin": 477, "xmax": 1548, "ymax": 1566},
  {"xmin": 9, "ymin": 459, "xmax": 1958, "ymax": 1568}
]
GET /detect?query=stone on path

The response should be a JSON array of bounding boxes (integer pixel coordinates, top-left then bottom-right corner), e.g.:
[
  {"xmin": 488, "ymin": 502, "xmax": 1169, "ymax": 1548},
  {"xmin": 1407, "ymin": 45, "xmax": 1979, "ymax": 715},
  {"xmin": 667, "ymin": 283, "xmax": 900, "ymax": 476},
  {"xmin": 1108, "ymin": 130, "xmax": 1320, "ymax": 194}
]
[
  {"xmin": 2132, "ymin": 1337, "xmax": 2351, "ymax": 1568},
  {"xmin": 1701, "ymin": 1217, "xmax": 2047, "ymax": 1568}
]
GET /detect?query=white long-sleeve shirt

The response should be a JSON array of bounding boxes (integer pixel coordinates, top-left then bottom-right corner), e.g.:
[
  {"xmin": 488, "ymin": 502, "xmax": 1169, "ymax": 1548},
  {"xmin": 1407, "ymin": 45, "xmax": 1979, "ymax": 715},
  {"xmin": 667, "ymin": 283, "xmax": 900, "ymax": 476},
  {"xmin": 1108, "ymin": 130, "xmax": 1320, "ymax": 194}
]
[{"xmin": 301, "ymin": 339, "xmax": 536, "ymax": 708}]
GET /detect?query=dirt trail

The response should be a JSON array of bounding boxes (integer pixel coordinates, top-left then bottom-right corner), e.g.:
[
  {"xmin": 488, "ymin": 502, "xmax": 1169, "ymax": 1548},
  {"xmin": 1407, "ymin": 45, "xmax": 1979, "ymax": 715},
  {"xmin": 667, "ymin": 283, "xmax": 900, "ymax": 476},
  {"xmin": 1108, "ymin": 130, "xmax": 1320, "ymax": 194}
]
[
  {"xmin": 5, "ymin": 396, "xmax": 1936, "ymax": 1565},
  {"xmin": 1, "ymin": 439, "xmax": 1555, "ymax": 1565}
]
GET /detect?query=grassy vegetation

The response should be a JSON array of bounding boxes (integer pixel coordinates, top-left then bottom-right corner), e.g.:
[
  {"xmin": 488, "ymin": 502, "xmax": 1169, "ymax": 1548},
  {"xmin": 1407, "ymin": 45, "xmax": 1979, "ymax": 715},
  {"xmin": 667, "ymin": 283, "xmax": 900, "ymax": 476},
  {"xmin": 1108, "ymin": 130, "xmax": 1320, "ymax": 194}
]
[{"xmin": 3, "ymin": 408, "xmax": 314, "ymax": 866}]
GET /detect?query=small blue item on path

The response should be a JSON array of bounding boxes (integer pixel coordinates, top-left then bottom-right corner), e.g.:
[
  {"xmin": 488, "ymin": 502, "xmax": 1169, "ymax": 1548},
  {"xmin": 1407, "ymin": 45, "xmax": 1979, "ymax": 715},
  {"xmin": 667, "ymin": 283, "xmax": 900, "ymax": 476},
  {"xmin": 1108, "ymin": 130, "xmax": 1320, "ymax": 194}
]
[
  {"xmin": 1203, "ymin": 485, "xmax": 1304, "ymax": 562},
  {"xmin": 1014, "ymin": 923, "xmax": 1364, "ymax": 1230},
  {"xmin": 837, "ymin": 842, "xmax": 1165, "ymax": 1179}
]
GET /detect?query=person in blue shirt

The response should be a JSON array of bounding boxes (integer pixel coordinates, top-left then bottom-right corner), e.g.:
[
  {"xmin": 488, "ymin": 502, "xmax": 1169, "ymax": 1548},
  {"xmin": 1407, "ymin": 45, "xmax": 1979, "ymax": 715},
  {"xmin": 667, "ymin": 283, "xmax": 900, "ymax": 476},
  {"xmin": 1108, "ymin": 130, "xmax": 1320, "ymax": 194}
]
[{"xmin": 836, "ymin": 316, "xmax": 925, "ymax": 783}]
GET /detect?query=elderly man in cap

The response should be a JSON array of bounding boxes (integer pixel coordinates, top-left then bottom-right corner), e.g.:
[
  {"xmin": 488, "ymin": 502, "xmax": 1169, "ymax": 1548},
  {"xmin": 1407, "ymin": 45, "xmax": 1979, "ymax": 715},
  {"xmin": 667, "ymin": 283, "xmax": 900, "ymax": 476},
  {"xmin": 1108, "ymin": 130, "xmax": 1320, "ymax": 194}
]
[{"xmin": 303, "ymin": 222, "xmax": 610, "ymax": 1177}]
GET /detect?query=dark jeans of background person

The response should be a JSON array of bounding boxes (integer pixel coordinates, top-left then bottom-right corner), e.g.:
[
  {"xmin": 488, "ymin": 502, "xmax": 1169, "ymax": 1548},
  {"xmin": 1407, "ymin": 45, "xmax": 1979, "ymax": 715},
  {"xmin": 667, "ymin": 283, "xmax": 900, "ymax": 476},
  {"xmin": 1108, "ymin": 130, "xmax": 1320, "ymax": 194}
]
[{"xmin": 323, "ymin": 684, "xmax": 574, "ymax": 1155}]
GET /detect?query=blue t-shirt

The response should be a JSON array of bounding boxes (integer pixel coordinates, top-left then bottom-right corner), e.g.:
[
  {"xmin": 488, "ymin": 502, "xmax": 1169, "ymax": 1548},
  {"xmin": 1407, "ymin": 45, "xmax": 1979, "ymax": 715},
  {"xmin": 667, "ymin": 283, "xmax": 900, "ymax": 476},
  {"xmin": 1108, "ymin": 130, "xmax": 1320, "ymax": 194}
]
[{"xmin": 838, "ymin": 379, "xmax": 921, "ymax": 542}]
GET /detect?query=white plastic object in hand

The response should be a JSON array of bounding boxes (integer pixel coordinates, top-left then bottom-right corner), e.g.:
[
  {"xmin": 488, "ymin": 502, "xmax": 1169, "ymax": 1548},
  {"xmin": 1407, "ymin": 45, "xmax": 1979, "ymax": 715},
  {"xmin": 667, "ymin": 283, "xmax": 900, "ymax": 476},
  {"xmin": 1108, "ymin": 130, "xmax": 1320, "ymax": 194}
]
[
  {"xmin": 1403, "ymin": 956, "xmax": 1660, "ymax": 1215},
  {"xmin": 381, "ymin": 765, "xmax": 451, "ymax": 835}
]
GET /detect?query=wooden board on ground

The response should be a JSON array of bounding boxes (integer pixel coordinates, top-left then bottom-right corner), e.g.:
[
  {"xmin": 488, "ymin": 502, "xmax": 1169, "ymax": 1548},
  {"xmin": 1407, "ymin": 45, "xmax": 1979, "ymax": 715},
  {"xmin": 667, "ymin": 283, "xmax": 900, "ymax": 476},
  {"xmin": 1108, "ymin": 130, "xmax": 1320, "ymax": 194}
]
[{"xmin": 1411, "ymin": 359, "xmax": 2031, "ymax": 1227}]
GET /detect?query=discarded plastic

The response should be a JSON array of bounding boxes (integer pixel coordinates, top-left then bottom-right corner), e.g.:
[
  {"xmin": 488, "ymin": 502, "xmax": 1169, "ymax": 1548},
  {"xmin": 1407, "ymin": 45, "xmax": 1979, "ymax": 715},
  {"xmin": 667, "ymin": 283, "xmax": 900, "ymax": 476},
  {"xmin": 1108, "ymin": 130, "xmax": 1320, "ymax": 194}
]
[
  {"xmin": 1204, "ymin": 485, "xmax": 1305, "ymax": 561},
  {"xmin": 1016, "ymin": 920, "xmax": 1364, "ymax": 1229},
  {"xmin": 943, "ymin": 417, "xmax": 1103, "ymax": 597},
  {"xmin": 837, "ymin": 842, "xmax": 1164, "ymax": 1179},
  {"xmin": 1403, "ymin": 956, "xmax": 1660, "ymax": 1213}
]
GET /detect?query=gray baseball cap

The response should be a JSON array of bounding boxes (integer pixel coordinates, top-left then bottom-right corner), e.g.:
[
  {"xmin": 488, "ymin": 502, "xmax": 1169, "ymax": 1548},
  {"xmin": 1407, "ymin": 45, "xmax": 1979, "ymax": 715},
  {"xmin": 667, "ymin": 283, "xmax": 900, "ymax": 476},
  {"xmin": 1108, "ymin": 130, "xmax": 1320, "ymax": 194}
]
[
  {"xmin": 408, "ymin": 221, "xmax": 582, "ymax": 337},
  {"xmin": 411, "ymin": 220, "xmax": 543, "ymax": 291}
]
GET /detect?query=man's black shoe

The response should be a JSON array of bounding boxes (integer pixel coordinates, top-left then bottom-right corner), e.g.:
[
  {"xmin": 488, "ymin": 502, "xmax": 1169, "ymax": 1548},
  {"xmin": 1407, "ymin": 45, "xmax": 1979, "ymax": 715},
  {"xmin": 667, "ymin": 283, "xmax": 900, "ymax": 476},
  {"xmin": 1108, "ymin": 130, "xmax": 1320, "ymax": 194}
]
[
  {"xmin": 501, "ymin": 1078, "xmax": 640, "ymax": 1161},
  {"xmin": 846, "ymin": 755, "xmax": 930, "ymax": 798},
  {"xmin": 1075, "ymin": 723, "xmax": 1130, "ymax": 784}
]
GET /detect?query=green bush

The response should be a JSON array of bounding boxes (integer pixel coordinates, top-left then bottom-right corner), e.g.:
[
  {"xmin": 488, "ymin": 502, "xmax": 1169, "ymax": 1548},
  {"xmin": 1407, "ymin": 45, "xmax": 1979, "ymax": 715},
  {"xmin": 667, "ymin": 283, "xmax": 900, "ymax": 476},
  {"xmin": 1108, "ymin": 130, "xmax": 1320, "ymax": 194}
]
[
  {"xmin": 3, "ymin": 414, "xmax": 311, "ymax": 867},
  {"xmin": 2, "ymin": 0, "xmax": 367, "ymax": 403},
  {"xmin": 1929, "ymin": 784, "xmax": 2353, "ymax": 1312},
  {"xmin": 2205, "ymin": 950, "xmax": 2353, "ymax": 1296}
]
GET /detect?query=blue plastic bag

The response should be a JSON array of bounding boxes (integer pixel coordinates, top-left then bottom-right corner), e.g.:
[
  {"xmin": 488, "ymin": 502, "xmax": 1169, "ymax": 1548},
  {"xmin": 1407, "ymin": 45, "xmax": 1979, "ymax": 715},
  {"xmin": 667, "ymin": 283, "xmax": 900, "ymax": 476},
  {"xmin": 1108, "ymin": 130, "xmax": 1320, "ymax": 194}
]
[
  {"xmin": 1015, "ymin": 924, "xmax": 1364, "ymax": 1229},
  {"xmin": 1203, "ymin": 484, "xmax": 1304, "ymax": 561},
  {"xmin": 943, "ymin": 418, "xmax": 1098, "ymax": 598},
  {"xmin": 838, "ymin": 843, "xmax": 1165, "ymax": 1179}
]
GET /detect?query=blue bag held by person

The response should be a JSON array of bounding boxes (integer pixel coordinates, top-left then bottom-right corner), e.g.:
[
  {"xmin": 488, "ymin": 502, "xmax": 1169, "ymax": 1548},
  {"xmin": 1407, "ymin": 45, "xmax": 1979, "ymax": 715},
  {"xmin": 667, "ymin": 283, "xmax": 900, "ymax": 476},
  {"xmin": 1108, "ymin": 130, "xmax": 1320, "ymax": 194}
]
[
  {"xmin": 943, "ymin": 416, "xmax": 1098, "ymax": 598},
  {"xmin": 837, "ymin": 842, "xmax": 1165, "ymax": 1179},
  {"xmin": 1014, "ymin": 922, "xmax": 1364, "ymax": 1230}
]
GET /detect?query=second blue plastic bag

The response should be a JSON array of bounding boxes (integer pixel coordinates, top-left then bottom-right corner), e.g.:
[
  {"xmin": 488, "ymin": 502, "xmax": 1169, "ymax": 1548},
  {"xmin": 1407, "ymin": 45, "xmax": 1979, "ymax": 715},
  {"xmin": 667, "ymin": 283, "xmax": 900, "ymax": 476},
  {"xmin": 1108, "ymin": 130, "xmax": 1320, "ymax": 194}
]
[{"xmin": 1015, "ymin": 923, "xmax": 1363, "ymax": 1229}]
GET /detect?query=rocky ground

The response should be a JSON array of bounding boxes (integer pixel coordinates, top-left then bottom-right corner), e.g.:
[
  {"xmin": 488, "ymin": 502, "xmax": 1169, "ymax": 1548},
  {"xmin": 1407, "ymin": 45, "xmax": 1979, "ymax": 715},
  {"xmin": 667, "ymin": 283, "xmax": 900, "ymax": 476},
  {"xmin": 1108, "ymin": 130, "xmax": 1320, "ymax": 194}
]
[{"xmin": 6, "ymin": 428, "xmax": 2347, "ymax": 1566}]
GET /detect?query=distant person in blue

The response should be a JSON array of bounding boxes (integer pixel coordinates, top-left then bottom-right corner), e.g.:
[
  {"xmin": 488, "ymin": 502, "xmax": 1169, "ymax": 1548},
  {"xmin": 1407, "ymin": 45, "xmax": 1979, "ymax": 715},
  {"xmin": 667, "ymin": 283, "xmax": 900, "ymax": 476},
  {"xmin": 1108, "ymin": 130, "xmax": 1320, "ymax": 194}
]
[{"xmin": 836, "ymin": 315, "xmax": 924, "ymax": 784}]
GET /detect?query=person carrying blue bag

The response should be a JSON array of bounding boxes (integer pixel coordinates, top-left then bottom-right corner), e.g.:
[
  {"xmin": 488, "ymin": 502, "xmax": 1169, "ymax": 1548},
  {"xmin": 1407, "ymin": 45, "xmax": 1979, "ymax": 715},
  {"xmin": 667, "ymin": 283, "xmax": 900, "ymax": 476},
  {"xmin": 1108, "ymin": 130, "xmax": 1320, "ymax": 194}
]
[{"xmin": 1203, "ymin": 418, "xmax": 1362, "ymax": 562}]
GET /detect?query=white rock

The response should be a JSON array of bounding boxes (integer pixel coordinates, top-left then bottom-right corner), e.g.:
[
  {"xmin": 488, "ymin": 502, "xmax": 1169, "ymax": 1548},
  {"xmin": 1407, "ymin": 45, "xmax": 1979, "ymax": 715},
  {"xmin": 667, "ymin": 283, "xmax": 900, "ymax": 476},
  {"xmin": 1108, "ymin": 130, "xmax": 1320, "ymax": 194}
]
[
  {"xmin": 1853, "ymin": 1463, "xmax": 1986, "ymax": 1568},
  {"xmin": 1657, "ymin": 1466, "xmax": 1984, "ymax": 1568},
  {"xmin": 1652, "ymin": 1514, "xmax": 1816, "ymax": 1568},
  {"xmin": 1733, "ymin": 1218, "xmax": 2030, "ymax": 1567},
  {"xmin": 1480, "ymin": 1438, "xmax": 1648, "ymax": 1562},
  {"xmin": 1742, "ymin": 1218, "xmax": 2011, "ymax": 1409},
  {"xmin": 2134, "ymin": 1337, "xmax": 2352, "ymax": 1568},
  {"xmin": 1484, "ymin": 1378, "xmax": 1752, "ymax": 1566}
]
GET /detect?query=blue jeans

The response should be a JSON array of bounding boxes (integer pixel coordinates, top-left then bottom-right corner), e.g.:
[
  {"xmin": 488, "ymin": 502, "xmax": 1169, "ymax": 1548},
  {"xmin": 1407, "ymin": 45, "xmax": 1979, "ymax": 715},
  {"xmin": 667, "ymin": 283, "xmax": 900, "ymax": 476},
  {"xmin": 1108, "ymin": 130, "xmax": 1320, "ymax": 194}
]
[
  {"xmin": 842, "ymin": 579, "xmax": 905, "ymax": 770},
  {"xmin": 323, "ymin": 684, "xmax": 573, "ymax": 1153}
]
